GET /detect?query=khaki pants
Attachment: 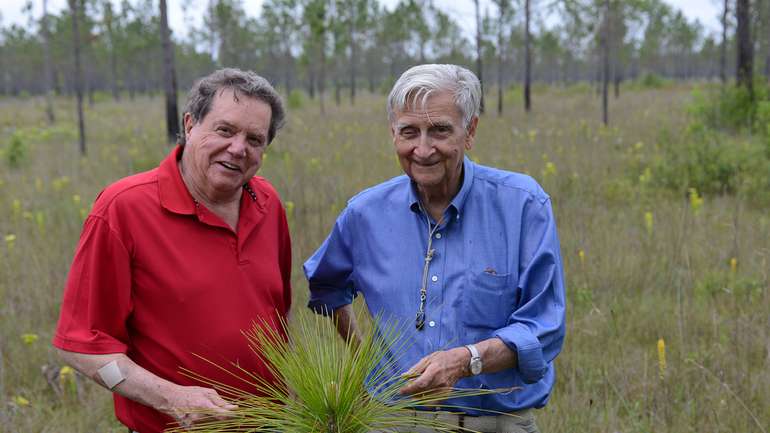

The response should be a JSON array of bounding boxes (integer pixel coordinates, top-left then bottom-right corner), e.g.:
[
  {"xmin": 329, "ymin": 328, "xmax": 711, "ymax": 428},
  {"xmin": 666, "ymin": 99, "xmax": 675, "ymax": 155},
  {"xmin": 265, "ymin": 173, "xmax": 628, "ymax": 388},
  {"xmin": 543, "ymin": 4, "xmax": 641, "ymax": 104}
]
[{"xmin": 371, "ymin": 409, "xmax": 540, "ymax": 433}]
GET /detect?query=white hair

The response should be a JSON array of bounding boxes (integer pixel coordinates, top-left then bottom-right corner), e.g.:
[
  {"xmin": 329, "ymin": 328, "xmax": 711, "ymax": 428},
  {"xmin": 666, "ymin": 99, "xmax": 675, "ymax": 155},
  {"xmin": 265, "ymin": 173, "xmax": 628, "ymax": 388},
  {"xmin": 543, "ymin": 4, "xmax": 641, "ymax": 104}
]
[{"xmin": 387, "ymin": 64, "xmax": 481, "ymax": 129}]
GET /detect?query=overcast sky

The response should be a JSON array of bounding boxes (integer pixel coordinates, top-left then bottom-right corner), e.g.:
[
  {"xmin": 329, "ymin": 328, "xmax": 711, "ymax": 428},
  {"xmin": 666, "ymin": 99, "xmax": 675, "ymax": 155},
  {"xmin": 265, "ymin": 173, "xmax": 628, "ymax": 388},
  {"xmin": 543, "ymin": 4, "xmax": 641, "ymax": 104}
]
[{"xmin": 0, "ymin": 0, "xmax": 723, "ymax": 40}]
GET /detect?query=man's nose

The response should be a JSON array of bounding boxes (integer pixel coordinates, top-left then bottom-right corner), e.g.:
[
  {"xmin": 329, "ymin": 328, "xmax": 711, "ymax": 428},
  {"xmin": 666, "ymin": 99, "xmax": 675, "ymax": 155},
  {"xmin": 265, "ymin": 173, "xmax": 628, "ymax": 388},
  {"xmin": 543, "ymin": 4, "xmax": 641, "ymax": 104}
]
[
  {"xmin": 414, "ymin": 132, "xmax": 434, "ymax": 157},
  {"xmin": 228, "ymin": 134, "xmax": 248, "ymax": 157}
]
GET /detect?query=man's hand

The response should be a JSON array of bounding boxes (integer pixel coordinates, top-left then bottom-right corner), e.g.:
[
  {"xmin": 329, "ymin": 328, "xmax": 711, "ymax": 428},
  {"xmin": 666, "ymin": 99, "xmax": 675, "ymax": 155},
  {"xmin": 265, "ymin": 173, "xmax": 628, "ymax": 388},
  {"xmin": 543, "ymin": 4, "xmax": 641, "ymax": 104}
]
[
  {"xmin": 399, "ymin": 347, "xmax": 470, "ymax": 397},
  {"xmin": 160, "ymin": 384, "xmax": 237, "ymax": 428}
]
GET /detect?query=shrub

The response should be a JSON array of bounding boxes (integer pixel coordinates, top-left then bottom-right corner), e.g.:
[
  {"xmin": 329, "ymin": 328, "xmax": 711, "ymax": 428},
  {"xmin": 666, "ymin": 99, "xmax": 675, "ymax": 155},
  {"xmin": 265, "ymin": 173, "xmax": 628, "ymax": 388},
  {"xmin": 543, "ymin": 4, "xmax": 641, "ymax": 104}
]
[
  {"xmin": 5, "ymin": 131, "xmax": 28, "ymax": 168},
  {"xmin": 639, "ymin": 73, "xmax": 665, "ymax": 89},
  {"xmin": 649, "ymin": 123, "xmax": 757, "ymax": 195},
  {"xmin": 287, "ymin": 89, "xmax": 304, "ymax": 110}
]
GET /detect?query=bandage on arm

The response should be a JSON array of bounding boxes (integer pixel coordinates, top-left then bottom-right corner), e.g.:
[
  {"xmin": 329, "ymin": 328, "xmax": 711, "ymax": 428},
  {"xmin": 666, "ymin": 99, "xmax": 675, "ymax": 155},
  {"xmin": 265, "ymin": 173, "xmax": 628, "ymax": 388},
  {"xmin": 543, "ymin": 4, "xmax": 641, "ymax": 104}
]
[{"xmin": 97, "ymin": 360, "xmax": 126, "ymax": 389}]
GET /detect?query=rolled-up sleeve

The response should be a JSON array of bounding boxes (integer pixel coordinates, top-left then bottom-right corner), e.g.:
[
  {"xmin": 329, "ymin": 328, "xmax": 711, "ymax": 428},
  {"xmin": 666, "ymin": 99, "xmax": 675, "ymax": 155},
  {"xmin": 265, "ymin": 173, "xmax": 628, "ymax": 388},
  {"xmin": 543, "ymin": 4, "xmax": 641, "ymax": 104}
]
[
  {"xmin": 494, "ymin": 198, "xmax": 566, "ymax": 383},
  {"xmin": 303, "ymin": 206, "xmax": 357, "ymax": 315}
]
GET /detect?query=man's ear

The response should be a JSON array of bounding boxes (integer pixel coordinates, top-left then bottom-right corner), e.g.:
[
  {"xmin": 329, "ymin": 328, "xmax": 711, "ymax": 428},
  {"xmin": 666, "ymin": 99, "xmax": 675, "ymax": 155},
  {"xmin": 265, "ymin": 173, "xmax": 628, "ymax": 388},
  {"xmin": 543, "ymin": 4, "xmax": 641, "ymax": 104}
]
[
  {"xmin": 465, "ymin": 116, "xmax": 479, "ymax": 150},
  {"xmin": 183, "ymin": 113, "xmax": 194, "ymax": 138}
]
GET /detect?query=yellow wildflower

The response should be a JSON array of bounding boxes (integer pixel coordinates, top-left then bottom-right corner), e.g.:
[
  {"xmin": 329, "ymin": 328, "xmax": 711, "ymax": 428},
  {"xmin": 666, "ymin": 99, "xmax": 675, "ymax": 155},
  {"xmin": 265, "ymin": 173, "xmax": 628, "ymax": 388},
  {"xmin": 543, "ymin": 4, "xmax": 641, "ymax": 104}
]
[
  {"xmin": 35, "ymin": 211, "xmax": 46, "ymax": 234},
  {"xmin": 638, "ymin": 167, "xmax": 652, "ymax": 185},
  {"xmin": 60, "ymin": 365, "xmax": 75, "ymax": 386},
  {"xmin": 285, "ymin": 201, "xmax": 295, "ymax": 219},
  {"xmin": 52, "ymin": 176, "xmax": 70, "ymax": 192},
  {"xmin": 644, "ymin": 211, "xmax": 654, "ymax": 235},
  {"xmin": 528, "ymin": 130, "xmax": 538, "ymax": 142},
  {"xmin": 729, "ymin": 257, "xmax": 737, "ymax": 274},
  {"xmin": 4, "ymin": 234, "xmax": 16, "ymax": 251},
  {"xmin": 541, "ymin": 162, "xmax": 557, "ymax": 178},
  {"xmin": 688, "ymin": 188, "xmax": 703, "ymax": 215},
  {"xmin": 12, "ymin": 396, "xmax": 30, "ymax": 406},
  {"xmin": 578, "ymin": 249, "xmax": 585, "ymax": 265},
  {"xmin": 657, "ymin": 338, "xmax": 666, "ymax": 378},
  {"xmin": 72, "ymin": 194, "xmax": 81, "ymax": 205},
  {"xmin": 20, "ymin": 333, "xmax": 38, "ymax": 345},
  {"xmin": 11, "ymin": 199, "xmax": 21, "ymax": 217}
]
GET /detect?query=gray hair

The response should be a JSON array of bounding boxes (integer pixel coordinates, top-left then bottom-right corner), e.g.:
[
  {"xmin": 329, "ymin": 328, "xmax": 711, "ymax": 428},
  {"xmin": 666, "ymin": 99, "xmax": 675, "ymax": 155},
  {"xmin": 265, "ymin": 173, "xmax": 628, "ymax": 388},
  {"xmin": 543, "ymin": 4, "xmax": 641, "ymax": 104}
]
[
  {"xmin": 179, "ymin": 68, "xmax": 285, "ymax": 146},
  {"xmin": 387, "ymin": 64, "xmax": 481, "ymax": 129}
]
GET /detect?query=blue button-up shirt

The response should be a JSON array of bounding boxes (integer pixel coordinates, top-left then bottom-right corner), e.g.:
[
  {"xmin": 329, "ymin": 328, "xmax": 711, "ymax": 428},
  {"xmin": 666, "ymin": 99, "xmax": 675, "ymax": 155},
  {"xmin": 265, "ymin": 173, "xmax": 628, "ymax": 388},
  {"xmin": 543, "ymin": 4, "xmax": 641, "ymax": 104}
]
[{"xmin": 304, "ymin": 157, "xmax": 566, "ymax": 415}]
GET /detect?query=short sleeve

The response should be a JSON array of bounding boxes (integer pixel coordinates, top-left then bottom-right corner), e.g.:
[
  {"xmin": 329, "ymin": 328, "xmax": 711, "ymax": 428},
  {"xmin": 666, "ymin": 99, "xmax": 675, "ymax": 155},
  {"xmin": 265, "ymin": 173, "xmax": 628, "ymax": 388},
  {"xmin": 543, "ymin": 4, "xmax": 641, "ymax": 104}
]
[{"xmin": 53, "ymin": 215, "xmax": 133, "ymax": 354}]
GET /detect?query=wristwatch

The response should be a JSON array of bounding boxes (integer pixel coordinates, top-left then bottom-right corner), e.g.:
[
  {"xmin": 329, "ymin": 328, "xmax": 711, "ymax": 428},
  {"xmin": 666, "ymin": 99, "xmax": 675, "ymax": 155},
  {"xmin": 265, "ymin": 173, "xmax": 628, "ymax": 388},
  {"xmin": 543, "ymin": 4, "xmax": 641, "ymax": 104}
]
[{"xmin": 465, "ymin": 344, "xmax": 482, "ymax": 375}]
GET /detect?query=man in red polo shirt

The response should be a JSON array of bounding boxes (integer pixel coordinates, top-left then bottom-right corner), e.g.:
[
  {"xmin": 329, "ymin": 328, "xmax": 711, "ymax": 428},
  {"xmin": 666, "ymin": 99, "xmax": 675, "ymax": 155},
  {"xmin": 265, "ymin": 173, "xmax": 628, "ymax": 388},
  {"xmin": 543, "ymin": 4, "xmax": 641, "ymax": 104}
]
[{"xmin": 53, "ymin": 69, "xmax": 292, "ymax": 432}]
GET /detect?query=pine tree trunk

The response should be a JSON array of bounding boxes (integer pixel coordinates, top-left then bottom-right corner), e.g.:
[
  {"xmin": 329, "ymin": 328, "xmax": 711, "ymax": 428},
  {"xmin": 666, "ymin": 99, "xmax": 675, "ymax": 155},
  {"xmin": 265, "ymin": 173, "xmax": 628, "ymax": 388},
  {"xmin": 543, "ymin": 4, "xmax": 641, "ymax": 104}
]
[
  {"xmin": 69, "ymin": 0, "xmax": 86, "ymax": 154},
  {"xmin": 736, "ymin": 0, "xmax": 753, "ymax": 98},
  {"xmin": 349, "ymin": 14, "xmax": 356, "ymax": 105},
  {"xmin": 497, "ymin": 1, "xmax": 505, "ymax": 115},
  {"xmin": 721, "ymin": 0, "xmax": 728, "ymax": 83},
  {"xmin": 160, "ymin": 0, "xmax": 180, "ymax": 144},
  {"xmin": 42, "ymin": 0, "xmax": 56, "ymax": 124},
  {"xmin": 319, "ymin": 40, "xmax": 326, "ymax": 115},
  {"xmin": 601, "ymin": 0, "xmax": 610, "ymax": 126},
  {"xmin": 524, "ymin": 0, "xmax": 532, "ymax": 113},
  {"xmin": 474, "ymin": 0, "xmax": 485, "ymax": 114}
]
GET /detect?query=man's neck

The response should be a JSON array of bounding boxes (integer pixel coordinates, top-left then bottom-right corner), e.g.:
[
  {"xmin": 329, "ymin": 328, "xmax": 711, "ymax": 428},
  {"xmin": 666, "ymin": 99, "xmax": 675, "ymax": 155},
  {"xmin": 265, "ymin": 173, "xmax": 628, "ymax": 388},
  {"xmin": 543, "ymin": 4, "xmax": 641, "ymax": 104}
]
[
  {"xmin": 417, "ymin": 169, "xmax": 463, "ymax": 222},
  {"xmin": 178, "ymin": 160, "xmax": 240, "ymax": 208}
]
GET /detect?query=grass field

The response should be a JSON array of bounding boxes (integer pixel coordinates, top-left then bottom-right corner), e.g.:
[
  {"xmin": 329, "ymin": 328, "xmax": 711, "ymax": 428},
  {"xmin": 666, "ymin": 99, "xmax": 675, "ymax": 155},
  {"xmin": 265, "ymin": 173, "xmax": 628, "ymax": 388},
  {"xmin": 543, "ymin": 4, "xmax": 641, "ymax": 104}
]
[{"xmin": 1, "ymin": 85, "xmax": 768, "ymax": 432}]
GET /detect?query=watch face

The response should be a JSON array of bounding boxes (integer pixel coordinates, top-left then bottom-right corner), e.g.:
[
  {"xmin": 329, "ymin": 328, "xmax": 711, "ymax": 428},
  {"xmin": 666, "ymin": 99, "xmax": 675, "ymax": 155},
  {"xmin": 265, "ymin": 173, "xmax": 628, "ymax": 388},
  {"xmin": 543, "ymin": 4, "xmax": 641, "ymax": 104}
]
[{"xmin": 470, "ymin": 359, "xmax": 482, "ymax": 375}]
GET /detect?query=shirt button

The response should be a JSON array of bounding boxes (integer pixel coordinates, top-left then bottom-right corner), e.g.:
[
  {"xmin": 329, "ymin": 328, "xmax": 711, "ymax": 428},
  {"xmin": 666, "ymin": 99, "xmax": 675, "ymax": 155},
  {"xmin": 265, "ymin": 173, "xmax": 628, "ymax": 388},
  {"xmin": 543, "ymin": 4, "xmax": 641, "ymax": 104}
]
[
  {"xmin": 435, "ymin": 233, "xmax": 442, "ymax": 239},
  {"xmin": 428, "ymin": 320, "xmax": 436, "ymax": 327},
  {"xmin": 431, "ymin": 275, "xmax": 438, "ymax": 282}
]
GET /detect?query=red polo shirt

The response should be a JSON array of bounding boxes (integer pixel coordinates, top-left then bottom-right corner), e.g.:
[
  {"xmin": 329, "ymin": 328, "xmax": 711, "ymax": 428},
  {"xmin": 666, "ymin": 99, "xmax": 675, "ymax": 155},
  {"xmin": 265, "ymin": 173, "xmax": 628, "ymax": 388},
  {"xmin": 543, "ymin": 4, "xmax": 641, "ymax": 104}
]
[{"xmin": 53, "ymin": 146, "xmax": 291, "ymax": 432}]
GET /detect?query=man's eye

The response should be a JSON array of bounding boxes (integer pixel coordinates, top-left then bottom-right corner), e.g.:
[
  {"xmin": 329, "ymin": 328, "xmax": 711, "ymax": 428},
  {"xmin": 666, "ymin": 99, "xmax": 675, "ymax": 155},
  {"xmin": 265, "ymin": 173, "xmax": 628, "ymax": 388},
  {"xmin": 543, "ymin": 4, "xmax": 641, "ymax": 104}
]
[
  {"xmin": 217, "ymin": 127, "xmax": 233, "ymax": 136},
  {"xmin": 401, "ymin": 128, "xmax": 418, "ymax": 138},
  {"xmin": 248, "ymin": 137, "xmax": 265, "ymax": 147}
]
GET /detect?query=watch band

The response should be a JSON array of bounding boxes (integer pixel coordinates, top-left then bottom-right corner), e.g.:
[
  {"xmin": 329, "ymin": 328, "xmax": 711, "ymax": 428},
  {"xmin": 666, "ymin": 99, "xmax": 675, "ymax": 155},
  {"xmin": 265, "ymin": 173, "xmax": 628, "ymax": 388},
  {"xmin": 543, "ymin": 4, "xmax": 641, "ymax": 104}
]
[
  {"xmin": 465, "ymin": 343, "xmax": 480, "ymax": 359},
  {"xmin": 465, "ymin": 344, "xmax": 482, "ymax": 375}
]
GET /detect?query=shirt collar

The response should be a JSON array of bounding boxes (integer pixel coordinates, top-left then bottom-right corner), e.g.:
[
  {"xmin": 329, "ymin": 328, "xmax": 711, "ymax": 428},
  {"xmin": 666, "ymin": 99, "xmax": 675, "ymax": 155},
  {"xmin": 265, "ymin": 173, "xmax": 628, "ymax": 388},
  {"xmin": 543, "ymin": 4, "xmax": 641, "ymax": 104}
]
[
  {"xmin": 408, "ymin": 156, "xmax": 475, "ymax": 218},
  {"xmin": 158, "ymin": 146, "xmax": 196, "ymax": 215},
  {"xmin": 157, "ymin": 145, "xmax": 263, "ymax": 216}
]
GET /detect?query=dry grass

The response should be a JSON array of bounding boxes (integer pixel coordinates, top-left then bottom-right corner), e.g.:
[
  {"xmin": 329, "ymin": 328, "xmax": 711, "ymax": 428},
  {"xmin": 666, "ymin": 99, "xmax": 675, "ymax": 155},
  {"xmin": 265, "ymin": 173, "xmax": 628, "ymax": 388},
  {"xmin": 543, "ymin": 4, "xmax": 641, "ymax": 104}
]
[{"xmin": 0, "ymin": 85, "xmax": 768, "ymax": 432}]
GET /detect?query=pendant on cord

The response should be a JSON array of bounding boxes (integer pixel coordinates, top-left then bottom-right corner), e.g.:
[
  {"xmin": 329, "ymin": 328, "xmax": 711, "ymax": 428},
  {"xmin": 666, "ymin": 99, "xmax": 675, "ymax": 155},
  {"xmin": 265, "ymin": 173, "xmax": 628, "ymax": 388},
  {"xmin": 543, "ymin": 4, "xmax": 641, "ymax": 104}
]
[{"xmin": 415, "ymin": 311, "xmax": 425, "ymax": 330}]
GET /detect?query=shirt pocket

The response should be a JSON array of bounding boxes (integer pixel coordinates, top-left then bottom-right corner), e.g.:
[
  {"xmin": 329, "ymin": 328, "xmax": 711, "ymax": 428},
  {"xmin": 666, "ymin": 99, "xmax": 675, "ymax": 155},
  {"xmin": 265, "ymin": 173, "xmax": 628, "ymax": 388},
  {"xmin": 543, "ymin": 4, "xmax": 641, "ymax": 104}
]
[{"xmin": 461, "ymin": 271, "xmax": 516, "ymax": 331}]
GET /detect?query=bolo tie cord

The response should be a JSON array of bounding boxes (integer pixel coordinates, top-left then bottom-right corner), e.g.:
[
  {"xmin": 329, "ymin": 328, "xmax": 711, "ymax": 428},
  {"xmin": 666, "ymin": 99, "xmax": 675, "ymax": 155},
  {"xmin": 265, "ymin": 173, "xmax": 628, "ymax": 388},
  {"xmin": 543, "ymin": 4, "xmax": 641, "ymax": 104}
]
[{"xmin": 416, "ymin": 212, "xmax": 444, "ymax": 330}]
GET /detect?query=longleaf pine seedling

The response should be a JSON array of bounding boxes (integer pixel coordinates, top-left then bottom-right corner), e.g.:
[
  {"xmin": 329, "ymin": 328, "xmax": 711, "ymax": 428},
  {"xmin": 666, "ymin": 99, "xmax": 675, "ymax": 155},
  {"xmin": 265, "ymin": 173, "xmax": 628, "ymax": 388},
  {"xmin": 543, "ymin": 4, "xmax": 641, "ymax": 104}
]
[{"xmin": 168, "ymin": 312, "xmax": 512, "ymax": 433}]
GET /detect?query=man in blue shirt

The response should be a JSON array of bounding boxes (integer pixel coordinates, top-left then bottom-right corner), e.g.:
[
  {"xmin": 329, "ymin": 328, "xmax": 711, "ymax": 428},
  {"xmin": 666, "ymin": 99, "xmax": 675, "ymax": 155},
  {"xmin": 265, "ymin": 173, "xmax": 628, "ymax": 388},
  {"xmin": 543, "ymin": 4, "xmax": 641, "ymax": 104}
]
[{"xmin": 304, "ymin": 64, "xmax": 566, "ymax": 432}]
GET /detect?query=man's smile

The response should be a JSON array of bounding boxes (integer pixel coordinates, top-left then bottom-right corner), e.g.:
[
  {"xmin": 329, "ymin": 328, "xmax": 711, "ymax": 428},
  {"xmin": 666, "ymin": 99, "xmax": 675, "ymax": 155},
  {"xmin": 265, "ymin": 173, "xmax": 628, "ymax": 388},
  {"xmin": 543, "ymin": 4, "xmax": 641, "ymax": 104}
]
[{"xmin": 217, "ymin": 161, "xmax": 242, "ymax": 172}]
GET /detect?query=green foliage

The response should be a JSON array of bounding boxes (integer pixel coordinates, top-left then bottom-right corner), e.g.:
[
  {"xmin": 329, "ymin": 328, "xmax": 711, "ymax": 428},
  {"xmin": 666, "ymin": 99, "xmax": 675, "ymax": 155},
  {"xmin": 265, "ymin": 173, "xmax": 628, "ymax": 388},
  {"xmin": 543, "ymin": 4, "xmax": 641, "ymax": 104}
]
[
  {"xmin": 638, "ymin": 84, "xmax": 770, "ymax": 205},
  {"xmin": 287, "ymin": 89, "xmax": 304, "ymax": 110},
  {"xmin": 4, "ymin": 131, "xmax": 28, "ymax": 168},
  {"xmin": 638, "ymin": 73, "xmax": 665, "ymax": 89},
  {"xmin": 648, "ymin": 125, "xmax": 747, "ymax": 195},
  {"xmin": 694, "ymin": 272, "xmax": 765, "ymax": 303},
  {"xmin": 688, "ymin": 85, "xmax": 760, "ymax": 132},
  {"xmin": 170, "ymin": 312, "xmax": 496, "ymax": 433}
]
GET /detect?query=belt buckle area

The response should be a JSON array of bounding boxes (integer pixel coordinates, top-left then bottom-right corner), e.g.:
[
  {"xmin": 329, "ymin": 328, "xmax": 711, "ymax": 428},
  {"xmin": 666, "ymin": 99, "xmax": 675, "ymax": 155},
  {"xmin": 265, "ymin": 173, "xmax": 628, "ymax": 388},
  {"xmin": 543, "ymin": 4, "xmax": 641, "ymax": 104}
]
[{"xmin": 415, "ymin": 410, "xmax": 464, "ymax": 430}]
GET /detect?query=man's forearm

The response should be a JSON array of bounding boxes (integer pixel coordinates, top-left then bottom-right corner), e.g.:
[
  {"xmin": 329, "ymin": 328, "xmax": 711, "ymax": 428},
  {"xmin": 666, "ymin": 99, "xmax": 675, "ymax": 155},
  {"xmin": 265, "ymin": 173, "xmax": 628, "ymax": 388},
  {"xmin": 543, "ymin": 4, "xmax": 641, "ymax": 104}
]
[
  {"xmin": 331, "ymin": 304, "xmax": 362, "ymax": 346},
  {"xmin": 56, "ymin": 349, "xmax": 235, "ymax": 425},
  {"xmin": 57, "ymin": 349, "xmax": 175, "ymax": 410},
  {"xmin": 474, "ymin": 337, "xmax": 518, "ymax": 374}
]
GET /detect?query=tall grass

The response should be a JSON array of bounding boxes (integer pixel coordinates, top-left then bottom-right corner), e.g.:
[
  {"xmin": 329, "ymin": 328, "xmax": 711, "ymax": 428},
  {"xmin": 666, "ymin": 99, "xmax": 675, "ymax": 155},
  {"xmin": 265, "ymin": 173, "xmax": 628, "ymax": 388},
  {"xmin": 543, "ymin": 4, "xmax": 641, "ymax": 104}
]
[{"xmin": 0, "ymin": 85, "xmax": 768, "ymax": 432}]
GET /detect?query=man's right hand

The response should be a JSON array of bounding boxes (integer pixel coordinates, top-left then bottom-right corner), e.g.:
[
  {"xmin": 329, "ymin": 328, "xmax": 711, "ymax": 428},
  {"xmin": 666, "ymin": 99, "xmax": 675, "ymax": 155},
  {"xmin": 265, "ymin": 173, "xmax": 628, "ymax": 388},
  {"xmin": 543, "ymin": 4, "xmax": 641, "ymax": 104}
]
[{"xmin": 161, "ymin": 385, "xmax": 238, "ymax": 428}]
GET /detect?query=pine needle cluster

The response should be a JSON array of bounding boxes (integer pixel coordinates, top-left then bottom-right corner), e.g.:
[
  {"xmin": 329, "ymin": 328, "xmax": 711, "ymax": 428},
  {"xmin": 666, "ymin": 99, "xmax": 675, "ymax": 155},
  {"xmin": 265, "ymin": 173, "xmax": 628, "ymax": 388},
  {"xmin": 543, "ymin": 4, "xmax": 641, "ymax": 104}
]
[{"xmin": 169, "ymin": 312, "xmax": 495, "ymax": 432}]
